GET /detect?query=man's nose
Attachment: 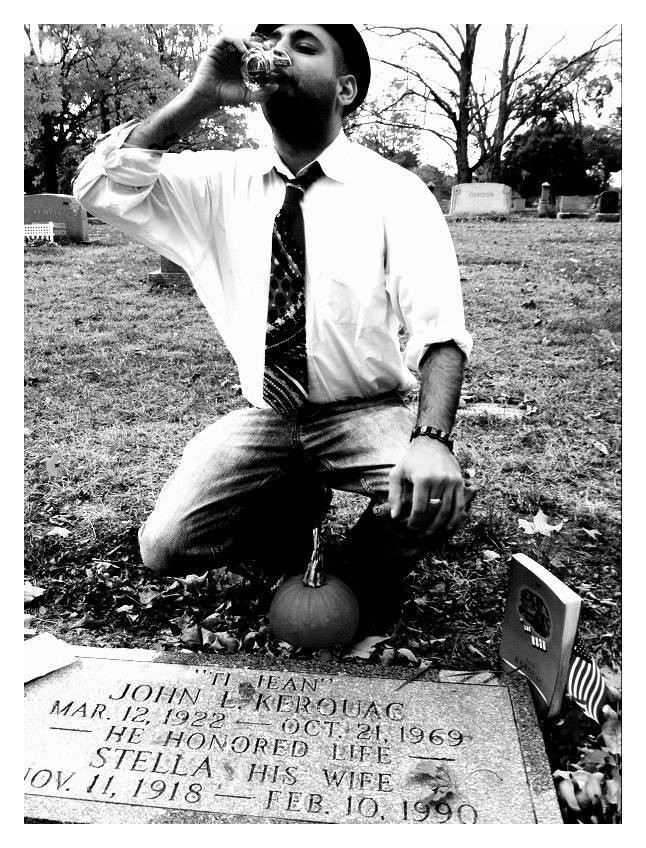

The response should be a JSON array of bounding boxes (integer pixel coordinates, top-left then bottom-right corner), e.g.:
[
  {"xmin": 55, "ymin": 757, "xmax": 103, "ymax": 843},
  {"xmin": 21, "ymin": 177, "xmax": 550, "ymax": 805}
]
[{"xmin": 267, "ymin": 31, "xmax": 289, "ymax": 53}]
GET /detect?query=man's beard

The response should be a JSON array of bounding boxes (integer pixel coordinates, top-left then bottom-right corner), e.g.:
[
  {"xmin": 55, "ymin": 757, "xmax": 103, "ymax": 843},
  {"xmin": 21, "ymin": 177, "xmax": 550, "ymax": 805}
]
[{"xmin": 262, "ymin": 77, "xmax": 338, "ymax": 145}]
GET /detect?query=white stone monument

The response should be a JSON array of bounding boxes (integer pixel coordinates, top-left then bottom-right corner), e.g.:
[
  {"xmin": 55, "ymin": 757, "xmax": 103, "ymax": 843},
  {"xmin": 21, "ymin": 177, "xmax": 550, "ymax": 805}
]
[{"xmin": 449, "ymin": 183, "xmax": 512, "ymax": 216}]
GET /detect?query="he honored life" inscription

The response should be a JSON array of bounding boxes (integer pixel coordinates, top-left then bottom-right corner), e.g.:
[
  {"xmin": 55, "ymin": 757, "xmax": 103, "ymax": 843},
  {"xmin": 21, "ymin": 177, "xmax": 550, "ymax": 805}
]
[{"xmin": 24, "ymin": 655, "xmax": 555, "ymax": 824}]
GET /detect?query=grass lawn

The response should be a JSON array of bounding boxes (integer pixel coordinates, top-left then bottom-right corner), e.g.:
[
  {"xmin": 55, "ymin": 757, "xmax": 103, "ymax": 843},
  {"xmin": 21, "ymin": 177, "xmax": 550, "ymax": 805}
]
[{"xmin": 24, "ymin": 216, "xmax": 621, "ymax": 820}]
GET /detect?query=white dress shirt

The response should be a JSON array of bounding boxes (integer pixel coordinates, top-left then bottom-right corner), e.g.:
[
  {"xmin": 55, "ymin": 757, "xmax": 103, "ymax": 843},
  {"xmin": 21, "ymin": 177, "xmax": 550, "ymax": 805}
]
[{"xmin": 73, "ymin": 121, "xmax": 472, "ymax": 407}]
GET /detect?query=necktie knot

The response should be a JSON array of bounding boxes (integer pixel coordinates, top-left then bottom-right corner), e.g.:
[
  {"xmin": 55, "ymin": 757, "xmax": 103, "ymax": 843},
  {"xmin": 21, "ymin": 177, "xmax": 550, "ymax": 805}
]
[{"xmin": 281, "ymin": 162, "xmax": 324, "ymax": 206}]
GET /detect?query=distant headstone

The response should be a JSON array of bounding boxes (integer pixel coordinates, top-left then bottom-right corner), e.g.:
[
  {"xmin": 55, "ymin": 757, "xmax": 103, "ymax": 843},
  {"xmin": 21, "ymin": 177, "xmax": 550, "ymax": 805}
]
[
  {"xmin": 449, "ymin": 183, "xmax": 512, "ymax": 216},
  {"xmin": 595, "ymin": 190, "xmax": 620, "ymax": 222},
  {"xmin": 24, "ymin": 647, "xmax": 562, "ymax": 824},
  {"xmin": 147, "ymin": 255, "xmax": 191, "ymax": 288},
  {"xmin": 556, "ymin": 195, "xmax": 595, "ymax": 219},
  {"xmin": 511, "ymin": 196, "xmax": 526, "ymax": 212},
  {"xmin": 537, "ymin": 182, "xmax": 555, "ymax": 218},
  {"xmin": 24, "ymin": 194, "xmax": 89, "ymax": 243}
]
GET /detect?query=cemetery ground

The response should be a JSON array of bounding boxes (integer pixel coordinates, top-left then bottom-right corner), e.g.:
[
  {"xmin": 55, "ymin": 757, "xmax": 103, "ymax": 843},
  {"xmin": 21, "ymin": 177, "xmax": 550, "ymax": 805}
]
[{"xmin": 24, "ymin": 217, "xmax": 621, "ymax": 822}]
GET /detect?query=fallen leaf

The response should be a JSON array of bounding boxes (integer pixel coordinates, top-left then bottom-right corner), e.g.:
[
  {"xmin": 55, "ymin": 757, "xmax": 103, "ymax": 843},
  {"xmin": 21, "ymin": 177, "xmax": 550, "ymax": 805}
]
[
  {"xmin": 380, "ymin": 648, "xmax": 396, "ymax": 667},
  {"xmin": 180, "ymin": 624, "xmax": 202, "ymax": 649},
  {"xmin": 213, "ymin": 632, "xmax": 241, "ymax": 653},
  {"xmin": 518, "ymin": 508, "xmax": 564, "ymax": 537},
  {"xmin": 44, "ymin": 455, "xmax": 63, "ymax": 478},
  {"xmin": 202, "ymin": 613, "xmax": 223, "ymax": 630},
  {"xmin": 601, "ymin": 714, "xmax": 621, "ymax": 755},
  {"xmin": 466, "ymin": 643, "xmax": 487, "ymax": 660},
  {"xmin": 345, "ymin": 635, "xmax": 390, "ymax": 659},
  {"xmin": 138, "ymin": 586, "xmax": 162, "ymax": 606},
  {"xmin": 577, "ymin": 747, "xmax": 606, "ymax": 769},
  {"xmin": 482, "ymin": 549, "xmax": 500, "ymax": 562},
  {"xmin": 554, "ymin": 773, "xmax": 582, "ymax": 812},
  {"xmin": 24, "ymin": 613, "xmax": 34, "ymax": 628},
  {"xmin": 592, "ymin": 441, "xmax": 609, "ymax": 456},
  {"xmin": 242, "ymin": 631, "xmax": 257, "ymax": 651},
  {"xmin": 605, "ymin": 773, "xmax": 621, "ymax": 808},
  {"xmin": 175, "ymin": 572, "xmax": 209, "ymax": 591},
  {"xmin": 69, "ymin": 612, "xmax": 108, "ymax": 630},
  {"xmin": 46, "ymin": 526, "xmax": 70, "ymax": 538},
  {"xmin": 24, "ymin": 582, "xmax": 46, "ymax": 604},
  {"xmin": 598, "ymin": 665, "xmax": 622, "ymax": 695},
  {"xmin": 582, "ymin": 528, "xmax": 602, "ymax": 540},
  {"xmin": 396, "ymin": 648, "xmax": 418, "ymax": 665},
  {"xmin": 575, "ymin": 771, "xmax": 604, "ymax": 809},
  {"xmin": 408, "ymin": 762, "xmax": 458, "ymax": 804},
  {"xmin": 201, "ymin": 628, "xmax": 219, "ymax": 647}
]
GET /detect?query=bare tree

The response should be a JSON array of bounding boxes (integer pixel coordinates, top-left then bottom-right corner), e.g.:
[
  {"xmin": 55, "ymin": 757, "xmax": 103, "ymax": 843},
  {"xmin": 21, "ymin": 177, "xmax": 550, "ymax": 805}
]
[{"xmin": 364, "ymin": 24, "xmax": 620, "ymax": 183}]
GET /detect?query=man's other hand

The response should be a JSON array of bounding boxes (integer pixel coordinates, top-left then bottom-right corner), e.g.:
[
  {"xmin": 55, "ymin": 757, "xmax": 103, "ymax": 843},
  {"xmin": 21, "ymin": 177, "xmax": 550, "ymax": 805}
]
[{"xmin": 388, "ymin": 438, "xmax": 465, "ymax": 536}]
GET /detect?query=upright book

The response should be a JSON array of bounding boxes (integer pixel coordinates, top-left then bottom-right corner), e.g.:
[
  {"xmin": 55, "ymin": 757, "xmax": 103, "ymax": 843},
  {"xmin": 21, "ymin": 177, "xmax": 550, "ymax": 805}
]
[{"xmin": 499, "ymin": 553, "xmax": 581, "ymax": 717}]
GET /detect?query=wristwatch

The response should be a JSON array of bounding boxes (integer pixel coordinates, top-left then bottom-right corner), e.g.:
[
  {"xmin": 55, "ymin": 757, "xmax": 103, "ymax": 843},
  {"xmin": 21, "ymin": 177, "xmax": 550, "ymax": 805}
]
[{"xmin": 410, "ymin": 425, "xmax": 454, "ymax": 452}]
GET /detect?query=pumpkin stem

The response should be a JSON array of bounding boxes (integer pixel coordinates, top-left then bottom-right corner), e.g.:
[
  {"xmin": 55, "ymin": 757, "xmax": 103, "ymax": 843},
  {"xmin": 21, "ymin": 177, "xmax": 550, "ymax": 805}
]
[{"xmin": 303, "ymin": 526, "xmax": 325, "ymax": 588}]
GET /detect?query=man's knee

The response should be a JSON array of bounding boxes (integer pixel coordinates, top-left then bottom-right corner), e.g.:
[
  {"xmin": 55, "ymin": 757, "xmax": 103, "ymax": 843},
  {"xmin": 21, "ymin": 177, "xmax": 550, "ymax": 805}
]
[{"xmin": 138, "ymin": 519, "xmax": 188, "ymax": 577}]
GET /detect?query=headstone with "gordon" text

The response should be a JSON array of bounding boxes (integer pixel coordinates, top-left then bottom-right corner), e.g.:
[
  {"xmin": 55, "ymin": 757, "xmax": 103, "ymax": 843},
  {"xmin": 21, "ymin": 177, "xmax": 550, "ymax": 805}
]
[
  {"xmin": 449, "ymin": 183, "xmax": 512, "ymax": 216},
  {"xmin": 24, "ymin": 647, "xmax": 562, "ymax": 824}
]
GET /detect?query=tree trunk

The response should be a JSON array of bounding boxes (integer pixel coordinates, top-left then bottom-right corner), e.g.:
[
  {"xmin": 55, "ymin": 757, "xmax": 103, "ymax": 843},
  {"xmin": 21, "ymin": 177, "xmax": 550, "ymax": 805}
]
[
  {"xmin": 487, "ymin": 25, "xmax": 513, "ymax": 182},
  {"xmin": 454, "ymin": 25, "xmax": 479, "ymax": 183},
  {"xmin": 41, "ymin": 114, "xmax": 59, "ymax": 193},
  {"xmin": 455, "ymin": 141, "xmax": 471, "ymax": 183}
]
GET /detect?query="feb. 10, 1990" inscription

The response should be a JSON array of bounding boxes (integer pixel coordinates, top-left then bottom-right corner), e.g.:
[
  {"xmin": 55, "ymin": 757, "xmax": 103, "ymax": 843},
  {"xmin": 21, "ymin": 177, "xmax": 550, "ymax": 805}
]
[{"xmin": 24, "ymin": 654, "xmax": 558, "ymax": 824}]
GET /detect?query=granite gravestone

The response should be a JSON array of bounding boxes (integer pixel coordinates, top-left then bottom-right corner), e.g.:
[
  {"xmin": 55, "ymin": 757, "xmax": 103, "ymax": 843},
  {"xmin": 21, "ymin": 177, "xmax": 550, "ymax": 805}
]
[
  {"xmin": 556, "ymin": 195, "xmax": 595, "ymax": 219},
  {"xmin": 449, "ymin": 183, "xmax": 512, "ymax": 216},
  {"xmin": 537, "ymin": 182, "xmax": 555, "ymax": 218},
  {"xmin": 24, "ymin": 194, "xmax": 90, "ymax": 242},
  {"xmin": 147, "ymin": 255, "xmax": 192, "ymax": 288},
  {"xmin": 25, "ymin": 647, "xmax": 562, "ymax": 824},
  {"xmin": 595, "ymin": 190, "xmax": 620, "ymax": 222}
]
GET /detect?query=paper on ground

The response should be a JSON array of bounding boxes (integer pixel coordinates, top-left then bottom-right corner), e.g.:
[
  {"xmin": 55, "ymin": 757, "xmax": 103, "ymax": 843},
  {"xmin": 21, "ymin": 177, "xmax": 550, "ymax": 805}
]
[{"xmin": 24, "ymin": 632, "xmax": 79, "ymax": 683}]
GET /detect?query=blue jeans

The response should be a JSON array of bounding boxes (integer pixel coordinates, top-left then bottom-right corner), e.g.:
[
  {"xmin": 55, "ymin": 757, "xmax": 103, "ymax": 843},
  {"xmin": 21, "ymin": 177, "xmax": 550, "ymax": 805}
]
[{"xmin": 139, "ymin": 393, "xmax": 426, "ymax": 578}]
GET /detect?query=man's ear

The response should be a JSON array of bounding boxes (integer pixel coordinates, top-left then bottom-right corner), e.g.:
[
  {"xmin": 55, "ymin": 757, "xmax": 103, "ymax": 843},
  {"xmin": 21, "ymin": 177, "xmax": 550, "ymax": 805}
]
[{"xmin": 337, "ymin": 74, "xmax": 358, "ymax": 110}]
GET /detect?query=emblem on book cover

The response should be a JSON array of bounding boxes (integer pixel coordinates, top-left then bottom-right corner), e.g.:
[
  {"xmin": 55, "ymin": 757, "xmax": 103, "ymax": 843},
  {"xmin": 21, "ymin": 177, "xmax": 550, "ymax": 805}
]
[{"xmin": 518, "ymin": 587, "xmax": 551, "ymax": 651}]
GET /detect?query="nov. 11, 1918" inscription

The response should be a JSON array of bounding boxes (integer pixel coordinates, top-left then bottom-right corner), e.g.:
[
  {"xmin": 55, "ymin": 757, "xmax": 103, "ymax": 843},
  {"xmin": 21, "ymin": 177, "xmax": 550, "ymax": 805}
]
[{"xmin": 24, "ymin": 652, "xmax": 561, "ymax": 824}]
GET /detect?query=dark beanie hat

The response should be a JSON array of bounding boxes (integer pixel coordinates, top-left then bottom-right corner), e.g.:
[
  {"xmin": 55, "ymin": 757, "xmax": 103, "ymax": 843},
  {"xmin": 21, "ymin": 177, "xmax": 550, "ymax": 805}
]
[{"xmin": 254, "ymin": 24, "xmax": 371, "ymax": 115}]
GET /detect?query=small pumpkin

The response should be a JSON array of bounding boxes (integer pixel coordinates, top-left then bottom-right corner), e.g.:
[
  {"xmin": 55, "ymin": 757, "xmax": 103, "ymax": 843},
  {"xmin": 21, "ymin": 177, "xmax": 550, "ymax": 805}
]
[{"xmin": 268, "ymin": 527, "xmax": 359, "ymax": 648}]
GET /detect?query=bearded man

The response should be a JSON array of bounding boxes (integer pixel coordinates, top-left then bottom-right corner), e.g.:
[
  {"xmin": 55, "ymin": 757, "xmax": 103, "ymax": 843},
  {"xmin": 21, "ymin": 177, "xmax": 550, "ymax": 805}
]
[{"xmin": 73, "ymin": 25, "xmax": 473, "ymax": 634}]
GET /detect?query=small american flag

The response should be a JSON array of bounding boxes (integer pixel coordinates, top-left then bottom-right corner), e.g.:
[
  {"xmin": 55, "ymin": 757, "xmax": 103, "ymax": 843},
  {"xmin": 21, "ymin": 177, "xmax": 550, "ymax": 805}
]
[{"xmin": 567, "ymin": 637, "xmax": 607, "ymax": 723}]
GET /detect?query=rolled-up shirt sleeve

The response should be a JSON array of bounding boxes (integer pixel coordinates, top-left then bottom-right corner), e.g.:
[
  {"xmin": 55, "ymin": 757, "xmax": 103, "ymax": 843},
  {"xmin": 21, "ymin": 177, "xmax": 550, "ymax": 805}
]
[
  {"xmin": 72, "ymin": 120, "xmax": 218, "ymax": 273},
  {"xmin": 384, "ymin": 171, "xmax": 473, "ymax": 370}
]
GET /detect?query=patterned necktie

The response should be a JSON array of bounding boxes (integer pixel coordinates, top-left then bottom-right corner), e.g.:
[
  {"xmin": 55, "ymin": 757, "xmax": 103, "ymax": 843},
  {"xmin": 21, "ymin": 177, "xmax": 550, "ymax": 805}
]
[{"xmin": 263, "ymin": 162, "xmax": 324, "ymax": 416}]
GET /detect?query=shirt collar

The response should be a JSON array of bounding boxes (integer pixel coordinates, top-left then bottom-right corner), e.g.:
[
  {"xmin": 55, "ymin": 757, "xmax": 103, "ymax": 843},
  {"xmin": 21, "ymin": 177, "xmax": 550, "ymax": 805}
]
[{"xmin": 255, "ymin": 129, "xmax": 353, "ymax": 184}]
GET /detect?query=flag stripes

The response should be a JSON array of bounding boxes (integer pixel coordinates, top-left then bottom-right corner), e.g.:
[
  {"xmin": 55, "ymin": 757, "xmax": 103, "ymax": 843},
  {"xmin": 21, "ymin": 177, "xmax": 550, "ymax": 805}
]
[{"xmin": 567, "ymin": 638, "xmax": 607, "ymax": 723}]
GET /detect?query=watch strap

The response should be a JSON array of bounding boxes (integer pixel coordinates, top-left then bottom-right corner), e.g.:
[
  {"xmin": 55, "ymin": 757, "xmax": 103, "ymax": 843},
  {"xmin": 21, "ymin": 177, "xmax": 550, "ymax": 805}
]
[{"xmin": 410, "ymin": 425, "xmax": 454, "ymax": 452}]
